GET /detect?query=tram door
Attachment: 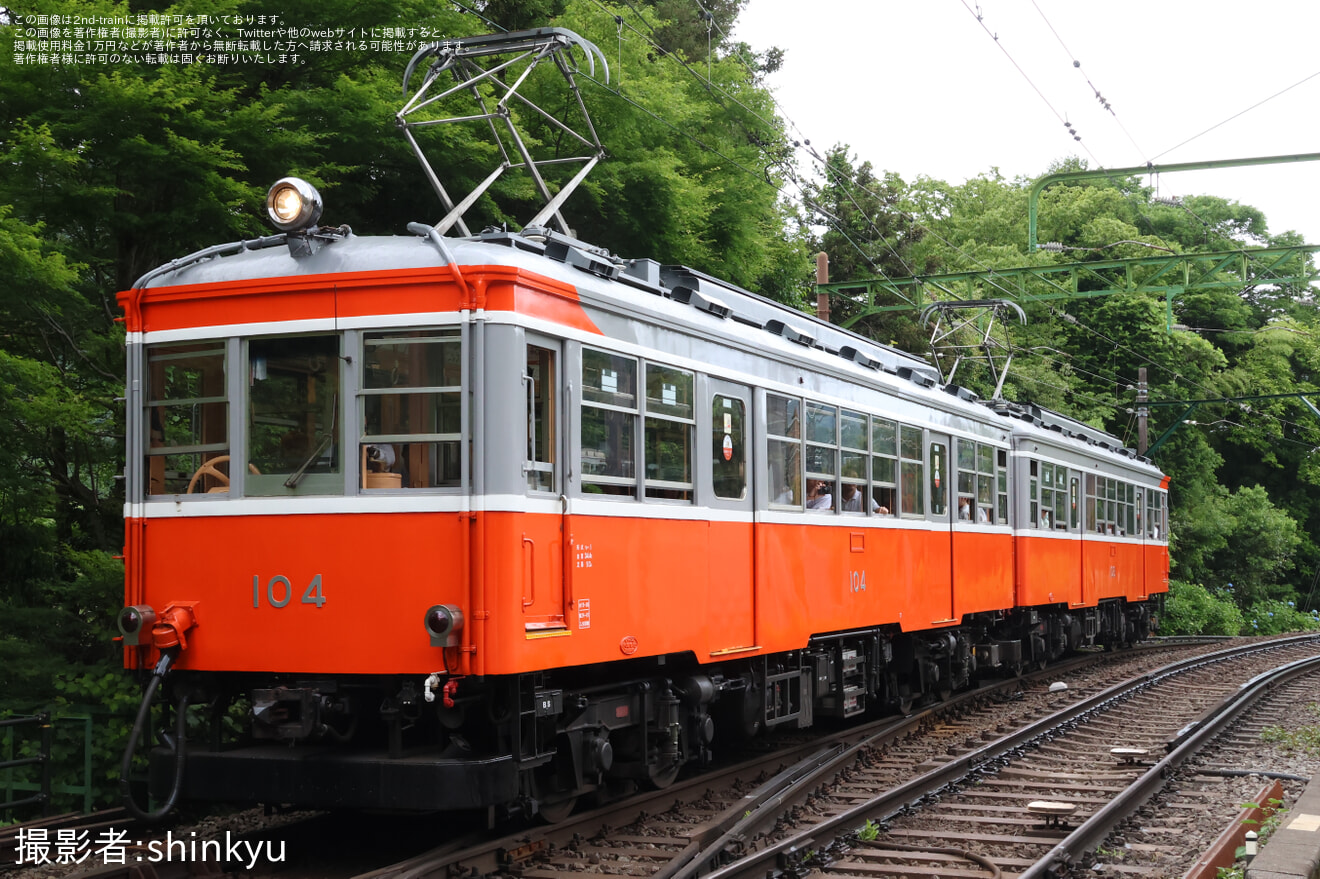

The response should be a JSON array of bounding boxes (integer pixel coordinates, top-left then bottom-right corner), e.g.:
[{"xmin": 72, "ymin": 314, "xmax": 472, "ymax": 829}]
[
  {"xmin": 523, "ymin": 338, "xmax": 567, "ymax": 630},
  {"xmin": 925, "ymin": 433, "xmax": 955, "ymax": 624},
  {"xmin": 706, "ymin": 380, "xmax": 755, "ymax": 651}
]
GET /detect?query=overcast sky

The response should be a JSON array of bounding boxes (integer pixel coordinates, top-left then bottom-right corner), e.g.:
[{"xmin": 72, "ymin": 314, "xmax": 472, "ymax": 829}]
[{"xmin": 734, "ymin": 1, "xmax": 1320, "ymax": 250}]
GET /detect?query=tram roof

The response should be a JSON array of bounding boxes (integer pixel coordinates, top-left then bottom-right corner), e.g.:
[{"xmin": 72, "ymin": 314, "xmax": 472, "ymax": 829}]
[{"xmin": 133, "ymin": 225, "xmax": 1156, "ymax": 472}]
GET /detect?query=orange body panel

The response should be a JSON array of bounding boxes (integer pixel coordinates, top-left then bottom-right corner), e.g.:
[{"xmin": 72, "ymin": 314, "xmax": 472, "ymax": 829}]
[
  {"xmin": 1015, "ymin": 535, "xmax": 1083, "ymax": 607},
  {"xmin": 117, "ymin": 265, "xmax": 601, "ymax": 336},
  {"xmin": 1083, "ymin": 539, "xmax": 1148, "ymax": 603},
  {"xmin": 482, "ymin": 513, "xmax": 719, "ymax": 671},
  {"xmin": 126, "ymin": 511, "xmax": 1168, "ymax": 676},
  {"xmin": 706, "ymin": 522, "xmax": 756, "ymax": 652},
  {"xmin": 1144, "ymin": 543, "xmax": 1171, "ymax": 600},
  {"xmin": 130, "ymin": 511, "xmax": 469, "ymax": 675},
  {"xmin": 951, "ymin": 530, "xmax": 1015, "ymax": 618}
]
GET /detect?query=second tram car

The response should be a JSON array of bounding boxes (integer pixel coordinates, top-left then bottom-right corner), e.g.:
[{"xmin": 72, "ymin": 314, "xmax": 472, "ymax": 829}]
[{"xmin": 116, "ymin": 29, "xmax": 1168, "ymax": 821}]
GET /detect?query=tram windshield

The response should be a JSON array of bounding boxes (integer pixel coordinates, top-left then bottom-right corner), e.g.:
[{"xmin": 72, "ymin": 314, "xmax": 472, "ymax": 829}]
[{"xmin": 247, "ymin": 334, "xmax": 341, "ymax": 494}]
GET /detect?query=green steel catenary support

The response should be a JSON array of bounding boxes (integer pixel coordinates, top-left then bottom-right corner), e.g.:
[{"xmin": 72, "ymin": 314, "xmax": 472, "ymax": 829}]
[
  {"xmin": 818, "ymin": 246, "xmax": 1320, "ymax": 328},
  {"xmin": 1028, "ymin": 152, "xmax": 1320, "ymax": 251},
  {"xmin": 1145, "ymin": 391, "xmax": 1320, "ymax": 456}
]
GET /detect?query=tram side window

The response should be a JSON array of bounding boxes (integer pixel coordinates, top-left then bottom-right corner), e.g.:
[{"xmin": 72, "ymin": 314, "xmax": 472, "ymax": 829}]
[
  {"xmin": 581, "ymin": 348, "xmax": 637, "ymax": 496},
  {"xmin": 711, "ymin": 395, "xmax": 746, "ymax": 500},
  {"xmin": 956, "ymin": 441, "xmax": 998, "ymax": 523},
  {"xmin": 997, "ymin": 449, "xmax": 1009, "ymax": 525},
  {"xmin": 1037, "ymin": 463, "xmax": 1068, "ymax": 530},
  {"xmin": 839, "ymin": 409, "xmax": 868, "ymax": 513},
  {"xmin": 1028, "ymin": 460, "xmax": 1039, "ymax": 527},
  {"xmin": 1085, "ymin": 474, "xmax": 1098, "ymax": 532},
  {"xmin": 870, "ymin": 418, "xmax": 898, "ymax": 517},
  {"xmin": 145, "ymin": 341, "xmax": 228, "ymax": 495},
  {"xmin": 1070, "ymin": 476, "xmax": 1081, "ymax": 529},
  {"xmin": 978, "ymin": 443, "xmax": 996, "ymax": 522},
  {"xmin": 1146, "ymin": 489, "xmax": 1164, "ymax": 539},
  {"xmin": 804, "ymin": 402, "xmax": 838, "ymax": 512},
  {"xmin": 1051, "ymin": 467, "xmax": 1068, "ymax": 529},
  {"xmin": 767, "ymin": 394, "xmax": 801, "ymax": 507},
  {"xmin": 359, "ymin": 330, "xmax": 462, "ymax": 490},
  {"xmin": 901, "ymin": 426, "xmax": 925, "ymax": 516},
  {"xmin": 525, "ymin": 345, "xmax": 556, "ymax": 493},
  {"xmin": 1091, "ymin": 476, "xmax": 1108, "ymax": 533},
  {"xmin": 1038, "ymin": 462, "xmax": 1055, "ymax": 529},
  {"xmin": 957, "ymin": 440, "xmax": 977, "ymax": 521},
  {"xmin": 1086, "ymin": 475, "xmax": 1132, "ymax": 536},
  {"xmin": 644, "ymin": 364, "xmax": 694, "ymax": 501},
  {"xmin": 1106, "ymin": 479, "xmax": 1119, "ymax": 535},
  {"xmin": 928, "ymin": 438, "xmax": 946, "ymax": 517}
]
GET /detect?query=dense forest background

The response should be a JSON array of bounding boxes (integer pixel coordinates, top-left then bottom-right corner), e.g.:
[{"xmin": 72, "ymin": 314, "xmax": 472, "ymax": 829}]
[{"xmin": 1, "ymin": 0, "xmax": 1318, "ymax": 810}]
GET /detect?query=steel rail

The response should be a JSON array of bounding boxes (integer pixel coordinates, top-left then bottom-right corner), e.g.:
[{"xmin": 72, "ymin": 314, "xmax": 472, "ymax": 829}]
[
  {"xmin": 697, "ymin": 634, "xmax": 1320, "ymax": 879},
  {"xmin": 1021, "ymin": 651, "xmax": 1320, "ymax": 879}
]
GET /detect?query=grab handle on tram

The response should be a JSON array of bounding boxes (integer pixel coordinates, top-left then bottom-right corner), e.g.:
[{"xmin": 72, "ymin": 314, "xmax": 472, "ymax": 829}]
[{"xmin": 522, "ymin": 535, "xmax": 536, "ymax": 608}]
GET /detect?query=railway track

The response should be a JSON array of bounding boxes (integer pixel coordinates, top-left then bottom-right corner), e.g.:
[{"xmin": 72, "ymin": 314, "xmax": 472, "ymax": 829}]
[
  {"xmin": 7, "ymin": 636, "xmax": 1309, "ymax": 879},
  {"xmin": 714, "ymin": 635, "xmax": 1320, "ymax": 879},
  {"xmin": 349, "ymin": 635, "xmax": 1319, "ymax": 879}
]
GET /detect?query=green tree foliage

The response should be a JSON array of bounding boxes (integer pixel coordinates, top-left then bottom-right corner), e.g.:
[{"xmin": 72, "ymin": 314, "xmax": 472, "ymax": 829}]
[
  {"xmin": 1244, "ymin": 599, "xmax": 1320, "ymax": 636},
  {"xmin": 0, "ymin": 0, "xmax": 810, "ymax": 812},
  {"xmin": 817, "ymin": 160, "xmax": 1318, "ymax": 612},
  {"xmin": 1160, "ymin": 580, "xmax": 1244, "ymax": 636},
  {"xmin": 1177, "ymin": 485, "xmax": 1302, "ymax": 607},
  {"xmin": 804, "ymin": 146, "xmax": 926, "ymax": 351}
]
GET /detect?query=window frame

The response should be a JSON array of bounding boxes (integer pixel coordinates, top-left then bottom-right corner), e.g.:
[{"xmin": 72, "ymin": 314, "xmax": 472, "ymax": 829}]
[
  {"xmin": 244, "ymin": 332, "xmax": 346, "ymax": 497},
  {"xmin": 579, "ymin": 346, "xmax": 641, "ymax": 498},
  {"xmin": 767, "ymin": 392, "xmax": 803, "ymax": 509},
  {"xmin": 358, "ymin": 328, "xmax": 464, "ymax": 491},
  {"xmin": 643, "ymin": 362, "xmax": 696, "ymax": 502},
  {"xmin": 142, "ymin": 339, "xmax": 231, "ymax": 497}
]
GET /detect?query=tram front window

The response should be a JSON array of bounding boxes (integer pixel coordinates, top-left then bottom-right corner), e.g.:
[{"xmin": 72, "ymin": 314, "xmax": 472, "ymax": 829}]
[
  {"xmin": 247, "ymin": 335, "xmax": 341, "ymax": 495},
  {"xmin": 144, "ymin": 341, "xmax": 228, "ymax": 495}
]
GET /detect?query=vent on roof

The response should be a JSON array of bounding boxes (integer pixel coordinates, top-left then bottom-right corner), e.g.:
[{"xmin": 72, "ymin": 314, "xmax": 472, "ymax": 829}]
[
  {"xmin": 764, "ymin": 319, "xmax": 815, "ymax": 347},
  {"xmin": 838, "ymin": 346, "xmax": 881, "ymax": 370},
  {"xmin": 945, "ymin": 384, "xmax": 978, "ymax": 402},
  {"xmin": 673, "ymin": 285, "xmax": 730, "ymax": 319},
  {"xmin": 896, "ymin": 366, "xmax": 938, "ymax": 388},
  {"xmin": 545, "ymin": 240, "xmax": 620, "ymax": 279}
]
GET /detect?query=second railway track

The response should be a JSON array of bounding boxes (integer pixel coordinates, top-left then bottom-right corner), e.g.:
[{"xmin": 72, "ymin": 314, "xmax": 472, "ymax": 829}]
[{"xmin": 349, "ymin": 635, "xmax": 1318, "ymax": 879}]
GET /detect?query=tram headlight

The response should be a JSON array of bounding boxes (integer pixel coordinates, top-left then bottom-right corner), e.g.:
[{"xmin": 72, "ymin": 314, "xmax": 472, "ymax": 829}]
[
  {"xmin": 424, "ymin": 604, "xmax": 465, "ymax": 648},
  {"xmin": 117, "ymin": 604, "xmax": 156, "ymax": 646},
  {"xmin": 265, "ymin": 177, "xmax": 324, "ymax": 232}
]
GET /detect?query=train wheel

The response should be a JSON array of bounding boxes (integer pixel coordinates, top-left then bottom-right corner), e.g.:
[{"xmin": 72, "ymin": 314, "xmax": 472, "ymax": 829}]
[
  {"xmin": 537, "ymin": 794, "xmax": 578, "ymax": 823},
  {"xmin": 646, "ymin": 745, "xmax": 683, "ymax": 789},
  {"xmin": 895, "ymin": 683, "xmax": 916, "ymax": 715}
]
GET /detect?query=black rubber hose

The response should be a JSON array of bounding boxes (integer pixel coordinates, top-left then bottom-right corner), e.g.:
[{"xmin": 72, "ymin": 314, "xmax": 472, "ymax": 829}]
[{"xmin": 120, "ymin": 652, "xmax": 189, "ymax": 823}]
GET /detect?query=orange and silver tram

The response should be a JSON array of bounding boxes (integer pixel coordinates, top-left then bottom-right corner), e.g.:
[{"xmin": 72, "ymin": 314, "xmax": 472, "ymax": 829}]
[
  {"xmin": 115, "ymin": 28, "xmax": 1167, "ymax": 821},
  {"xmin": 117, "ymin": 206, "xmax": 1168, "ymax": 818}
]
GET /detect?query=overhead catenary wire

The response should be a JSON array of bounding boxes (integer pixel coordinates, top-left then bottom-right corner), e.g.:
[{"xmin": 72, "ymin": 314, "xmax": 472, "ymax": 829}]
[
  {"xmin": 1151, "ymin": 68, "xmax": 1320, "ymax": 161},
  {"xmin": 956, "ymin": 1, "xmax": 1181, "ymax": 253},
  {"xmin": 439, "ymin": 3, "xmax": 1316, "ymax": 448},
  {"xmin": 615, "ymin": 6, "xmax": 1319, "ymax": 447},
  {"xmin": 1029, "ymin": 0, "xmax": 1148, "ymax": 161}
]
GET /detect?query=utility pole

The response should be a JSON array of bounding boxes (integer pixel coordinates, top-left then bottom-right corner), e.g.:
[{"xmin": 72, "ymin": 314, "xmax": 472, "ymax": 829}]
[
  {"xmin": 815, "ymin": 252, "xmax": 830, "ymax": 322},
  {"xmin": 1137, "ymin": 367, "xmax": 1149, "ymax": 455}
]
